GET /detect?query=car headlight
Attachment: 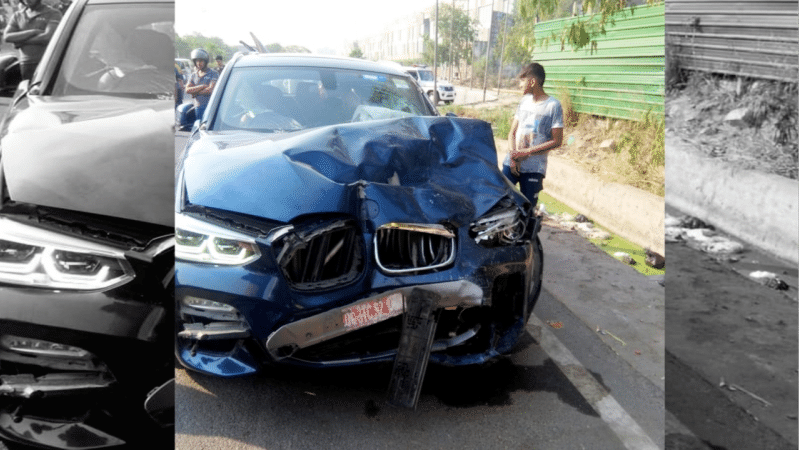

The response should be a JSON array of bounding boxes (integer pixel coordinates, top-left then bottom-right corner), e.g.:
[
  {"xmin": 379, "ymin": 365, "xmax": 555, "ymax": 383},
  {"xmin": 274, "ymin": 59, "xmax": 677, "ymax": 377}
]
[
  {"xmin": 175, "ymin": 213, "xmax": 260, "ymax": 265},
  {"xmin": 0, "ymin": 217, "xmax": 134, "ymax": 290},
  {"xmin": 469, "ymin": 199, "xmax": 527, "ymax": 246}
]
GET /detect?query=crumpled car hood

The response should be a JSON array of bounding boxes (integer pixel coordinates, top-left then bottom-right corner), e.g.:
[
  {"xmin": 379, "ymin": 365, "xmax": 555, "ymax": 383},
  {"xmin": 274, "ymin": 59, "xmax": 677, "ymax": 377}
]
[
  {"xmin": 182, "ymin": 116, "xmax": 517, "ymax": 225},
  {"xmin": 1, "ymin": 96, "xmax": 174, "ymax": 227}
]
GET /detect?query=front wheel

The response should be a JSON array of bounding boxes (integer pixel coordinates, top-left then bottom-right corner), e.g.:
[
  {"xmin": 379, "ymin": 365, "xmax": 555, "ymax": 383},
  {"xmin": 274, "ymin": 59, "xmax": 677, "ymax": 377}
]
[
  {"xmin": 525, "ymin": 233, "xmax": 544, "ymax": 323},
  {"xmin": 444, "ymin": 100, "xmax": 453, "ymax": 105}
]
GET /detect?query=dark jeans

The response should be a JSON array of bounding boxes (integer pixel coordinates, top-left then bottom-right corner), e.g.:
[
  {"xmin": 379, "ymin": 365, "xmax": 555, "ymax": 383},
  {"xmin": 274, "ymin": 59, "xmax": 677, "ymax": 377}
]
[
  {"xmin": 502, "ymin": 165, "xmax": 544, "ymax": 208},
  {"xmin": 20, "ymin": 61, "xmax": 37, "ymax": 81},
  {"xmin": 194, "ymin": 103, "xmax": 207, "ymax": 123}
]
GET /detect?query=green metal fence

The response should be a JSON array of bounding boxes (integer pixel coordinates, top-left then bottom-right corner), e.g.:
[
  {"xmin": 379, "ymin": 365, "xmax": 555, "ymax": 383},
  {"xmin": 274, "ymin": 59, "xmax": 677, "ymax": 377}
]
[
  {"xmin": 532, "ymin": 3, "xmax": 665, "ymax": 121},
  {"xmin": 666, "ymin": 0, "xmax": 798, "ymax": 82}
]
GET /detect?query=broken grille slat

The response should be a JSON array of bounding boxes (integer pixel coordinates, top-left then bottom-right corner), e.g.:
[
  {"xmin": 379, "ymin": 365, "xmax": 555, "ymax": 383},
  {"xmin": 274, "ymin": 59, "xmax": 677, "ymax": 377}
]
[
  {"xmin": 280, "ymin": 222, "xmax": 363, "ymax": 289},
  {"xmin": 375, "ymin": 225, "xmax": 455, "ymax": 274}
]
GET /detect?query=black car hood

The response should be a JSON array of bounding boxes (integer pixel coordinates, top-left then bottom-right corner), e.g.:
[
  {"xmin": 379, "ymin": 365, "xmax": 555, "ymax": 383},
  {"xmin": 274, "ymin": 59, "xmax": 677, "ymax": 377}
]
[
  {"xmin": 182, "ymin": 116, "xmax": 517, "ymax": 226},
  {"xmin": 1, "ymin": 95, "xmax": 174, "ymax": 227}
]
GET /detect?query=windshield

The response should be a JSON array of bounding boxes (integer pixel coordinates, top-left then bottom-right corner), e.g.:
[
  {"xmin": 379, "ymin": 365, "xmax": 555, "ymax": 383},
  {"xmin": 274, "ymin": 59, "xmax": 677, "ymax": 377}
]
[
  {"xmin": 417, "ymin": 70, "xmax": 434, "ymax": 82},
  {"xmin": 51, "ymin": 4, "xmax": 173, "ymax": 97},
  {"xmin": 212, "ymin": 66, "xmax": 434, "ymax": 132}
]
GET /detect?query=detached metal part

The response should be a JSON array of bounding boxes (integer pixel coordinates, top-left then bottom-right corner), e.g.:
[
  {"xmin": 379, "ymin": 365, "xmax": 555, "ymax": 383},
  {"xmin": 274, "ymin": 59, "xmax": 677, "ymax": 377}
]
[
  {"xmin": 265, "ymin": 280, "xmax": 483, "ymax": 360},
  {"xmin": 387, "ymin": 288, "xmax": 439, "ymax": 409},
  {"xmin": 0, "ymin": 372, "xmax": 113, "ymax": 398}
]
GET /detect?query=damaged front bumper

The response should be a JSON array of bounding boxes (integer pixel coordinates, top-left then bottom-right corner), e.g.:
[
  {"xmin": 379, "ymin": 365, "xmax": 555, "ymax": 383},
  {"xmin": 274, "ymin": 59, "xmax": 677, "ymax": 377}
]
[{"xmin": 176, "ymin": 227, "xmax": 538, "ymax": 376}]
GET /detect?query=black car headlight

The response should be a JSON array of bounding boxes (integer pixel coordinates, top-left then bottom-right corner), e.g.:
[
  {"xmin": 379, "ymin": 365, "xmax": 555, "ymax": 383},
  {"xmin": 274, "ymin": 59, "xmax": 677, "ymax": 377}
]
[
  {"xmin": 0, "ymin": 217, "xmax": 134, "ymax": 290},
  {"xmin": 469, "ymin": 200, "xmax": 527, "ymax": 246},
  {"xmin": 175, "ymin": 213, "xmax": 260, "ymax": 266}
]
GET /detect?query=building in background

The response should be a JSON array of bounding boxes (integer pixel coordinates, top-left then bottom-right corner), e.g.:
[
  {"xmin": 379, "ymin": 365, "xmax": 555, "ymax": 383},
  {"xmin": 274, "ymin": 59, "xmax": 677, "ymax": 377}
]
[{"xmin": 358, "ymin": 0, "xmax": 514, "ymax": 70}]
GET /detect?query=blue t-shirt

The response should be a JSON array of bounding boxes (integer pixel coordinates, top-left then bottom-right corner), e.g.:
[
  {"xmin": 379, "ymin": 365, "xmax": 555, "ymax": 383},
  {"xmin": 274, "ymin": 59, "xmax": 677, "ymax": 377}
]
[
  {"xmin": 189, "ymin": 68, "xmax": 219, "ymax": 106},
  {"xmin": 503, "ymin": 94, "xmax": 564, "ymax": 175}
]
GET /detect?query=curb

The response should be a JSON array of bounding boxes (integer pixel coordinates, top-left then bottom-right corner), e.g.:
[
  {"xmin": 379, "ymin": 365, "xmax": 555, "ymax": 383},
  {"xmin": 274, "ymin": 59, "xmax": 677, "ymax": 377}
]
[
  {"xmin": 666, "ymin": 136, "xmax": 799, "ymax": 265},
  {"xmin": 544, "ymin": 156, "xmax": 665, "ymax": 255}
]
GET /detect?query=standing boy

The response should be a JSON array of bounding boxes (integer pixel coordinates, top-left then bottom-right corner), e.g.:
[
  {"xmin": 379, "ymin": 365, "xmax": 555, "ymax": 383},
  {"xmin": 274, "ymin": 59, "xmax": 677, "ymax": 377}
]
[{"xmin": 503, "ymin": 62, "xmax": 564, "ymax": 209}]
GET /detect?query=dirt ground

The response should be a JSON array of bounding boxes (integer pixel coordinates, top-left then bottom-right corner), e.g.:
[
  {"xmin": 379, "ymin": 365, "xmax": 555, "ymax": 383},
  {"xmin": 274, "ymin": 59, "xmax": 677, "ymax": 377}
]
[{"xmin": 666, "ymin": 77, "xmax": 798, "ymax": 180}]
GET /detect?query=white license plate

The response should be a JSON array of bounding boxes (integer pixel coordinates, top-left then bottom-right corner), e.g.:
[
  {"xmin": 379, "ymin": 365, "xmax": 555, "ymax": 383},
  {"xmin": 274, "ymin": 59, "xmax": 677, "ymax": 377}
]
[{"xmin": 342, "ymin": 293, "xmax": 403, "ymax": 331}]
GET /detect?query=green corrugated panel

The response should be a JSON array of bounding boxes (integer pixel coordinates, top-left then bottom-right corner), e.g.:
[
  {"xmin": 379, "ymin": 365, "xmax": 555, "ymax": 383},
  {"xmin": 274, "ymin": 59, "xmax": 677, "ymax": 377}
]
[{"xmin": 533, "ymin": 3, "xmax": 665, "ymax": 121}]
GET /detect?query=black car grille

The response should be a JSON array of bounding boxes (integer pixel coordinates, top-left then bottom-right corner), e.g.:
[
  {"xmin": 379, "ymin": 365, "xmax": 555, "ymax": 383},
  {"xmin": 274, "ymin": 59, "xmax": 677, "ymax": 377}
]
[
  {"xmin": 277, "ymin": 220, "xmax": 363, "ymax": 290},
  {"xmin": 374, "ymin": 224, "xmax": 455, "ymax": 273},
  {"xmin": 442, "ymin": 86, "xmax": 454, "ymax": 92}
]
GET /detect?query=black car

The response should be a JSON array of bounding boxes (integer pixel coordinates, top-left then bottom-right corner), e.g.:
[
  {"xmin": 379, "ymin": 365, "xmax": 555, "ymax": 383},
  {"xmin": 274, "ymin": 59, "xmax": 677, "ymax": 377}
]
[
  {"xmin": 0, "ymin": 0, "xmax": 174, "ymax": 448},
  {"xmin": 175, "ymin": 53, "xmax": 543, "ymax": 407}
]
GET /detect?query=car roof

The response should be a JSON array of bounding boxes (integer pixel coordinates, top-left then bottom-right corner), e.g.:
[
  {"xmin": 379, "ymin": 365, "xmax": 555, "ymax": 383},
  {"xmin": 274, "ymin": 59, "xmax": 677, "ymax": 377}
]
[{"xmin": 232, "ymin": 53, "xmax": 408, "ymax": 77}]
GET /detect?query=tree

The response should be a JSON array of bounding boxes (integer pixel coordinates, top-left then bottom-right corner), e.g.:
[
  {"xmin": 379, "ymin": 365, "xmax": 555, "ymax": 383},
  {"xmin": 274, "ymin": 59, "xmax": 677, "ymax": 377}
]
[
  {"xmin": 440, "ymin": 4, "xmax": 477, "ymax": 69},
  {"xmin": 349, "ymin": 42, "xmax": 364, "ymax": 59},
  {"xmin": 265, "ymin": 42, "xmax": 284, "ymax": 53},
  {"xmin": 175, "ymin": 33, "xmax": 236, "ymax": 61},
  {"xmin": 508, "ymin": 0, "xmax": 648, "ymax": 59}
]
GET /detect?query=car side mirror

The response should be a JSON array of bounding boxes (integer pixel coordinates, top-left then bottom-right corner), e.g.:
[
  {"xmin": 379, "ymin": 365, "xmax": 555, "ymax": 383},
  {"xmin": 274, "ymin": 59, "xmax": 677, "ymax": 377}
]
[{"xmin": 445, "ymin": 112, "xmax": 457, "ymax": 117}]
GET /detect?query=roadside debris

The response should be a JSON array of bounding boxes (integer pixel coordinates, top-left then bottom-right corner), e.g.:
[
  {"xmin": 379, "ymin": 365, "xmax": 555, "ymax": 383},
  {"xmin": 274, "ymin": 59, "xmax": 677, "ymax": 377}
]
[
  {"xmin": 596, "ymin": 327, "xmax": 626, "ymax": 346},
  {"xmin": 546, "ymin": 320, "xmax": 564, "ymax": 329},
  {"xmin": 644, "ymin": 248, "xmax": 665, "ymax": 269},
  {"xmin": 665, "ymin": 213, "xmax": 744, "ymax": 259},
  {"xmin": 749, "ymin": 271, "xmax": 790, "ymax": 290},
  {"xmin": 613, "ymin": 252, "xmax": 636, "ymax": 265},
  {"xmin": 719, "ymin": 377, "xmax": 772, "ymax": 407}
]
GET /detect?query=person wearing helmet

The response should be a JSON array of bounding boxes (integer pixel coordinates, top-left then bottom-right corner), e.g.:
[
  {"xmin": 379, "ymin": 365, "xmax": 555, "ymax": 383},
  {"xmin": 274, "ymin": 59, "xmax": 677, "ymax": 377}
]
[
  {"xmin": 185, "ymin": 48, "xmax": 218, "ymax": 122},
  {"xmin": 3, "ymin": 0, "xmax": 62, "ymax": 80}
]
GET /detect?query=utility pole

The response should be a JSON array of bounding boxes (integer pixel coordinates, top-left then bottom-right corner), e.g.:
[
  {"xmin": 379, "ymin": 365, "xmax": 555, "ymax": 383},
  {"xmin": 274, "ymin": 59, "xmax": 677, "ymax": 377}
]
[
  {"xmin": 434, "ymin": 0, "xmax": 438, "ymax": 103},
  {"xmin": 481, "ymin": 0, "xmax": 494, "ymax": 102},
  {"xmin": 469, "ymin": 0, "xmax": 475, "ymax": 90},
  {"xmin": 496, "ymin": 0, "xmax": 509, "ymax": 96},
  {"xmin": 449, "ymin": 0, "xmax": 454, "ymax": 80}
]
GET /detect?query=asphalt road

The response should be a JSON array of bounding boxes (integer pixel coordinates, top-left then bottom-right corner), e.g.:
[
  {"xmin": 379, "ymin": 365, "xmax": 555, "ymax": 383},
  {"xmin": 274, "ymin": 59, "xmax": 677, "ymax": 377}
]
[{"xmin": 665, "ymin": 235, "xmax": 798, "ymax": 449}]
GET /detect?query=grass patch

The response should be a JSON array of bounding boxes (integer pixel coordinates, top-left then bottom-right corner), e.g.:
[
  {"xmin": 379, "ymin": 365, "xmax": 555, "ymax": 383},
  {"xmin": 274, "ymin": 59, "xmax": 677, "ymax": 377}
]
[
  {"xmin": 554, "ymin": 113, "xmax": 665, "ymax": 196},
  {"xmin": 539, "ymin": 192, "xmax": 665, "ymax": 277},
  {"xmin": 440, "ymin": 104, "xmax": 515, "ymax": 138}
]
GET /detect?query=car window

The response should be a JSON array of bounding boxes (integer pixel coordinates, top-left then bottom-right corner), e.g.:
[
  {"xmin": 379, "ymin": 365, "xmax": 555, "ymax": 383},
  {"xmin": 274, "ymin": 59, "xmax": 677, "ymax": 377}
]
[
  {"xmin": 212, "ymin": 66, "xmax": 433, "ymax": 132},
  {"xmin": 50, "ymin": 4, "xmax": 173, "ymax": 97},
  {"xmin": 417, "ymin": 70, "xmax": 434, "ymax": 82}
]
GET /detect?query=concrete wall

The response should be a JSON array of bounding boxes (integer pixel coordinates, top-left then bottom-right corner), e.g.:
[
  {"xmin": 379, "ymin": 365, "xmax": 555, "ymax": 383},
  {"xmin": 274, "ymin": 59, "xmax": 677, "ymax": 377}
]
[
  {"xmin": 666, "ymin": 137, "xmax": 799, "ymax": 264},
  {"xmin": 545, "ymin": 156, "xmax": 665, "ymax": 255}
]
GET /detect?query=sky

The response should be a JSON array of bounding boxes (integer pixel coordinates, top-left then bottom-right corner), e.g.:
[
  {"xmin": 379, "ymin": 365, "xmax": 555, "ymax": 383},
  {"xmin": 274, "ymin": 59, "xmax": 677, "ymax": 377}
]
[{"xmin": 176, "ymin": 0, "xmax": 440, "ymax": 55}]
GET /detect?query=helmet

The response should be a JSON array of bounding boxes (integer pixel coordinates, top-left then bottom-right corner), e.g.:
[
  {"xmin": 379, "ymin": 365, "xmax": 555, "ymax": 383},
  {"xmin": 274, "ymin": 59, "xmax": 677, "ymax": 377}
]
[{"xmin": 190, "ymin": 48, "xmax": 209, "ymax": 64}]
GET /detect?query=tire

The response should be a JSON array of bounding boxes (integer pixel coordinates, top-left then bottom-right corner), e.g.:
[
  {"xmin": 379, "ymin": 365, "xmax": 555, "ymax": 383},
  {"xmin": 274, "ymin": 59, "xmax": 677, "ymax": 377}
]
[
  {"xmin": 444, "ymin": 100, "xmax": 453, "ymax": 105},
  {"xmin": 428, "ymin": 90, "xmax": 439, "ymax": 105},
  {"xmin": 525, "ymin": 233, "xmax": 544, "ymax": 323}
]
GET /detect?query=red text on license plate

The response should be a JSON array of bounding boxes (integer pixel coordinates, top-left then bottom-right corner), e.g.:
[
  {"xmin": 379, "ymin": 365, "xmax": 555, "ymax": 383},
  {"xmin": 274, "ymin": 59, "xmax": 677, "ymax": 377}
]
[{"xmin": 342, "ymin": 293, "xmax": 403, "ymax": 331}]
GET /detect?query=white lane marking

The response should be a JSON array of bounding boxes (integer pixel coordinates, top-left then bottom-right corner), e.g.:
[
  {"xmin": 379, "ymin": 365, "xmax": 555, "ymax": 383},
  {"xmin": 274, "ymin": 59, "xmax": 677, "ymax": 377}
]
[{"xmin": 531, "ymin": 315, "xmax": 661, "ymax": 450}]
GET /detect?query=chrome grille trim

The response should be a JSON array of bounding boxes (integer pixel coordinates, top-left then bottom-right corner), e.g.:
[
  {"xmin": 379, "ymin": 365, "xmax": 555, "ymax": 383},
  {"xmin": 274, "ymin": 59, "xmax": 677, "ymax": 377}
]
[{"xmin": 374, "ymin": 223, "xmax": 455, "ymax": 274}]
